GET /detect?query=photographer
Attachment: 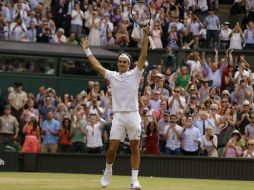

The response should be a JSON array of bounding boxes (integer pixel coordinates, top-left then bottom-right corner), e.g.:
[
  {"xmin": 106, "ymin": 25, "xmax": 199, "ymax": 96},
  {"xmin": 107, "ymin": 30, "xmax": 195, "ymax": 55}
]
[{"xmin": 201, "ymin": 125, "xmax": 218, "ymax": 157}]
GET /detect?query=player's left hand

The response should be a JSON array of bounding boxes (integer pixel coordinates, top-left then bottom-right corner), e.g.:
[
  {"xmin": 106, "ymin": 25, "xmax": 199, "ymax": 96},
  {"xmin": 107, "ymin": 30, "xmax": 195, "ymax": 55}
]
[{"xmin": 81, "ymin": 37, "xmax": 89, "ymax": 49}]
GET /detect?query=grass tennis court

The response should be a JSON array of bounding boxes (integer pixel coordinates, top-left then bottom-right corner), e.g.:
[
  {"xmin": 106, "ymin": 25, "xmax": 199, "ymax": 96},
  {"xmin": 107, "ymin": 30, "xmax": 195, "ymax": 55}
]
[{"xmin": 0, "ymin": 172, "xmax": 253, "ymax": 190}]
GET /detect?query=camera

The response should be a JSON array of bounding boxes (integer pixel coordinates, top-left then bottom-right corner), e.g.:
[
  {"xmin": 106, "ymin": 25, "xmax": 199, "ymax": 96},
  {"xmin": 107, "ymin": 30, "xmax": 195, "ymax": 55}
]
[{"xmin": 209, "ymin": 136, "xmax": 214, "ymax": 141}]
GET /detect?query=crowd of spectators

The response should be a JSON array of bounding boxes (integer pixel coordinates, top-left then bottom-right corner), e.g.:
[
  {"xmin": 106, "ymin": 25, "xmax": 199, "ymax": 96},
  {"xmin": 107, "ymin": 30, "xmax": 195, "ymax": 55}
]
[
  {"xmin": 1, "ymin": 47, "xmax": 254, "ymax": 158},
  {"xmin": 0, "ymin": 0, "xmax": 254, "ymax": 49}
]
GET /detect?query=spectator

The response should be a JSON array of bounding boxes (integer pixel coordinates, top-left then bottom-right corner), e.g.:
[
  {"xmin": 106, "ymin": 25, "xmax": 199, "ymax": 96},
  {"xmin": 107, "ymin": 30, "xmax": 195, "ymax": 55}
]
[
  {"xmin": 245, "ymin": 113, "xmax": 254, "ymax": 141},
  {"xmin": 58, "ymin": 117, "xmax": 72, "ymax": 153},
  {"xmin": 237, "ymin": 100, "xmax": 251, "ymax": 136},
  {"xmin": 100, "ymin": 14, "xmax": 114, "ymax": 46},
  {"xmin": 67, "ymin": 32, "xmax": 78, "ymax": 45},
  {"xmin": 41, "ymin": 109, "xmax": 60, "ymax": 153},
  {"xmin": 21, "ymin": 114, "xmax": 40, "ymax": 152},
  {"xmin": 167, "ymin": 24, "xmax": 179, "ymax": 48},
  {"xmin": 229, "ymin": 22, "xmax": 244, "ymax": 49},
  {"xmin": 193, "ymin": 110, "xmax": 215, "ymax": 136},
  {"xmin": 244, "ymin": 21, "xmax": 254, "ymax": 49},
  {"xmin": 87, "ymin": 11, "xmax": 100, "ymax": 46},
  {"xmin": 168, "ymin": 86, "xmax": 186, "ymax": 115},
  {"xmin": 144, "ymin": 119, "xmax": 160, "ymax": 156},
  {"xmin": 201, "ymin": 125, "xmax": 218, "ymax": 157},
  {"xmin": 203, "ymin": 10, "xmax": 220, "ymax": 48},
  {"xmin": 39, "ymin": 95, "xmax": 56, "ymax": 121},
  {"xmin": 243, "ymin": 139, "xmax": 254, "ymax": 158},
  {"xmin": 175, "ymin": 65, "xmax": 191, "ymax": 88},
  {"xmin": 0, "ymin": 105, "xmax": 19, "ymax": 146},
  {"xmin": 36, "ymin": 19, "xmax": 52, "ymax": 43},
  {"xmin": 71, "ymin": 2, "xmax": 85, "ymax": 39},
  {"xmin": 151, "ymin": 22, "xmax": 163, "ymax": 48},
  {"xmin": 157, "ymin": 109, "xmax": 170, "ymax": 153},
  {"xmin": 26, "ymin": 20, "xmax": 37, "ymax": 42},
  {"xmin": 8, "ymin": 82, "xmax": 27, "ymax": 124},
  {"xmin": 223, "ymin": 130, "xmax": 243, "ymax": 158},
  {"xmin": 163, "ymin": 113, "xmax": 183, "ymax": 155},
  {"xmin": 9, "ymin": 16, "xmax": 27, "ymax": 41},
  {"xmin": 219, "ymin": 22, "xmax": 232, "ymax": 49},
  {"xmin": 51, "ymin": 28, "xmax": 67, "ymax": 44},
  {"xmin": 70, "ymin": 111, "xmax": 87, "ymax": 153},
  {"xmin": 181, "ymin": 115, "xmax": 201, "ymax": 156}
]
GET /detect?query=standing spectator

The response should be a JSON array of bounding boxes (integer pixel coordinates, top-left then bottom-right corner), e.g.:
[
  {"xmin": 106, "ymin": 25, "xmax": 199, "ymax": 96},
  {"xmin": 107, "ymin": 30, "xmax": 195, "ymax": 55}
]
[
  {"xmin": 70, "ymin": 111, "xmax": 87, "ymax": 153},
  {"xmin": 88, "ymin": 11, "xmax": 100, "ymax": 46},
  {"xmin": 163, "ymin": 113, "xmax": 183, "ymax": 155},
  {"xmin": 201, "ymin": 125, "xmax": 218, "ymax": 157},
  {"xmin": 100, "ymin": 14, "xmax": 114, "ymax": 46},
  {"xmin": 175, "ymin": 65, "xmax": 191, "ymax": 88},
  {"xmin": 22, "ymin": 99, "xmax": 39, "ymax": 122},
  {"xmin": 219, "ymin": 22, "xmax": 232, "ymax": 49},
  {"xmin": 184, "ymin": 51, "xmax": 203, "ymax": 74},
  {"xmin": 25, "ymin": 10, "xmax": 38, "ymax": 28},
  {"xmin": 21, "ymin": 114, "xmax": 41, "ymax": 153},
  {"xmin": 0, "ymin": 105, "xmax": 19, "ymax": 146},
  {"xmin": 167, "ymin": 24, "xmax": 179, "ymax": 48},
  {"xmin": 9, "ymin": 16, "xmax": 27, "ymax": 41},
  {"xmin": 244, "ymin": 21, "xmax": 254, "ymax": 49},
  {"xmin": 39, "ymin": 96, "xmax": 56, "ymax": 121},
  {"xmin": 71, "ymin": 2, "xmax": 85, "ymax": 39},
  {"xmin": 181, "ymin": 115, "xmax": 201, "ymax": 156},
  {"xmin": 194, "ymin": 110, "xmax": 215, "ymax": 136},
  {"xmin": 144, "ymin": 117, "xmax": 160, "ymax": 155},
  {"xmin": 233, "ymin": 79, "xmax": 252, "ymax": 105},
  {"xmin": 168, "ymin": 87, "xmax": 186, "ymax": 115},
  {"xmin": 85, "ymin": 114, "xmax": 105, "ymax": 153},
  {"xmin": 157, "ymin": 110, "xmax": 170, "ymax": 154},
  {"xmin": 229, "ymin": 22, "xmax": 244, "ymax": 49},
  {"xmin": 203, "ymin": 10, "xmax": 220, "ymax": 48},
  {"xmin": 51, "ymin": 28, "xmax": 67, "ymax": 44},
  {"xmin": 151, "ymin": 22, "xmax": 163, "ymax": 48},
  {"xmin": 58, "ymin": 117, "xmax": 72, "ymax": 153},
  {"xmin": 41, "ymin": 109, "xmax": 60, "ymax": 153},
  {"xmin": 201, "ymin": 50, "xmax": 226, "ymax": 88},
  {"xmin": 0, "ymin": 13, "xmax": 6, "ymax": 40},
  {"xmin": 8, "ymin": 82, "xmax": 27, "ymax": 124}
]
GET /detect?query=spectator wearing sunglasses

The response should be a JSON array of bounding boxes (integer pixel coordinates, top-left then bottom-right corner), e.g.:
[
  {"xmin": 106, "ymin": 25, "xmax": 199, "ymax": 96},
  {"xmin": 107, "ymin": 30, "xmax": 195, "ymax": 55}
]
[{"xmin": 245, "ymin": 113, "xmax": 254, "ymax": 142}]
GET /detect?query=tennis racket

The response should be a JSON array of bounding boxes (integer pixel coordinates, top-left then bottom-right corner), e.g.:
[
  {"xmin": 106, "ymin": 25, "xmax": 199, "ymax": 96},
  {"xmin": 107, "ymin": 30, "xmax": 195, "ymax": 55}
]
[{"xmin": 131, "ymin": 1, "xmax": 155, "ymax": 49}]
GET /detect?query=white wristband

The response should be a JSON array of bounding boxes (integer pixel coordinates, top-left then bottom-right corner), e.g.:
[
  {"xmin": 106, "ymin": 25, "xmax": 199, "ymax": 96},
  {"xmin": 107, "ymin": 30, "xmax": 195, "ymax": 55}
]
[{"xmin": 84, "ymin": 48, "xmax": 92, "ymax": 57}]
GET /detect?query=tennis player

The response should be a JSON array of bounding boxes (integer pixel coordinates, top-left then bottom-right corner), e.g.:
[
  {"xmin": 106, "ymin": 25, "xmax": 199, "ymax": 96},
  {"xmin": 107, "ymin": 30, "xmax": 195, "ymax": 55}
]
[{"xmin": 81, "ymin": 28, "xmax": 148, "ymax": 190}]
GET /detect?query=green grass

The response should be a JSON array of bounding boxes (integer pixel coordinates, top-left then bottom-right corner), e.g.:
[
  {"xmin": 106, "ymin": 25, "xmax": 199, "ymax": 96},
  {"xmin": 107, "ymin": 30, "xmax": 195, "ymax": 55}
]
[{"xmin": 0, "ymin": 172, "xmax": 253, "ymax": 190}]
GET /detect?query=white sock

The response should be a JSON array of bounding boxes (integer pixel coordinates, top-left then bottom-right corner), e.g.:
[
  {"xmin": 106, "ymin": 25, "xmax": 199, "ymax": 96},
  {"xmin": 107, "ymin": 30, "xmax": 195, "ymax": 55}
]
[
  {"xmin": 131, "ymin": 169, "xmax": 139, "ymax": 181},
  {"xmin": 105, "ymin": 163, "xmax": 113, "ymax": 172}
]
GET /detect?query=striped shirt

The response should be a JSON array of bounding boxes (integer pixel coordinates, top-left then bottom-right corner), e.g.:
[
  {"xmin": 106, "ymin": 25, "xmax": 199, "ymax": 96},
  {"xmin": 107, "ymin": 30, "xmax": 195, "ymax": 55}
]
[{"xmin": 204, "ymin": 15, "xmax": 220, "ymax": 30}]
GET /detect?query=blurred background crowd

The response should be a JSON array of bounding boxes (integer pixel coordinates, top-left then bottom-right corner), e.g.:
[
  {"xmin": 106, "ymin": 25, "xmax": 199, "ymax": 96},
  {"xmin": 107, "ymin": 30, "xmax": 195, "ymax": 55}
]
[
  {"xmin": 0, "ymin": 0, "xmax": 254, "ymax": 49},
  {"xmin": 1, "ymin": 47, "xmax": 254, "ymax": 158}
]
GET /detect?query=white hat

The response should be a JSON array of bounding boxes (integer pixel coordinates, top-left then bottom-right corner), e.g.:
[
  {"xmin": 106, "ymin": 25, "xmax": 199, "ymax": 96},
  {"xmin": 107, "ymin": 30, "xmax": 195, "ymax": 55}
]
[{"xmin": 243, "ymin": 100, "xmax": 250, "ymax": 106}]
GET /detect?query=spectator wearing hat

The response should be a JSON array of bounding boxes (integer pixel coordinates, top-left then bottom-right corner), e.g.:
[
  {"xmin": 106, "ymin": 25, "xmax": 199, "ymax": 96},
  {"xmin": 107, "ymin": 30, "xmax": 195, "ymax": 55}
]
[
  {"xmin": 51, "ymin": 28, "xmax": 67, "ymax": 44},
  {"xmin": 219, "ymin": 22, "xmax": 232, "ymax": 49},
  {"xmin": 21, "ymin": 114, "xmax": 41, "ymax": 152},
  {"xmin": 70, "ymin": 2, "xmax": 85, "ymax": 39},
  {"xmin": 158, "ymin": 109, "xmax": 171, "ymax": 153},
  {"xmin": 201, "ymin": 125, "xmax": 218, "ymax": 157},
  {"xmin": 8, "ymin": 82, "xmax": 27, "ymax": 124},
  {"xmin": 223, "ymin": 130, "xmax": 243, "ymax": 158},
  {"xmin": 163, "ymin": 113, "xmax": 183, "ymax": 155},
  {"xmin": 41, "ymin": 108, "xmax": 60, "ymax": 153},
  {"xmin": 0, "ymin": 105, "xmax": 19, "ymax": 146},
  {"xmin": 237, "ymin": 100, "xmax": 251, "ymax": 135},
  {"xmin": 181, "ymin": 116, "xmax": 202, "ymax": 156}
]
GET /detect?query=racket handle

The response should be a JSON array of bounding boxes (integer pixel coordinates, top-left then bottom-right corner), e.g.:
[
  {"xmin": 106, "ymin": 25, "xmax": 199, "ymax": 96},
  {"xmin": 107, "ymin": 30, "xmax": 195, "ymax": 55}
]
[{"xmin": 148, "ymin": 36, "xmax": 155, "ymax": 49}]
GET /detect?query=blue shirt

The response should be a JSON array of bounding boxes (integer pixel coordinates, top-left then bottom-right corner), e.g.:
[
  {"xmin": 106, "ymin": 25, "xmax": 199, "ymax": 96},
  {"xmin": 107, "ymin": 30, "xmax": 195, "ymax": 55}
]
[
  {"xmin": 42, "ymin": 119, "xmax": 60, "ymax": 144},
  {"xmin": 193, "ymin": 119, "xmax": 215, "ymax": 135}
]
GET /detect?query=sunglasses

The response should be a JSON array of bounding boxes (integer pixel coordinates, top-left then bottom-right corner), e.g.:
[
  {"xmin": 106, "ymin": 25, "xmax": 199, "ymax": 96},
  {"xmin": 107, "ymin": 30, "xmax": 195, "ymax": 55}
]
[{"xmin": 247, "ymin": 143, "xmax": 254, "ymax": 146}]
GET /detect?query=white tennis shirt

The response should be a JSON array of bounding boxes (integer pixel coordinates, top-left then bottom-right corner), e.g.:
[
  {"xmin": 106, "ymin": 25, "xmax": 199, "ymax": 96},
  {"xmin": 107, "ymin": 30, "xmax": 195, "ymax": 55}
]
[{"xmin": 104, "ymin": 67, "xmax": 143, "ymax": 112}]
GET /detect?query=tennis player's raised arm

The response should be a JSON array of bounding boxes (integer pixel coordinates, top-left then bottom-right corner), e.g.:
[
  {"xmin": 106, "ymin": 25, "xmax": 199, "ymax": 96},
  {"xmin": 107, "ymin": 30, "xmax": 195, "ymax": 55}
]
[
  {"xmin": 81, "ymin": 37, "xmax": 106, "ymax": 76},
  {"xmin": 137, "ymin": 28, "xmax": 148, "ymax": 71}
]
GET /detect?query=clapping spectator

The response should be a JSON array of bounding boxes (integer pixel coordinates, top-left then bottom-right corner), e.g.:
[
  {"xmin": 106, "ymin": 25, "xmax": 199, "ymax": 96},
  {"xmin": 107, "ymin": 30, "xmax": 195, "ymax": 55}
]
[
  {"xmin": 41, "ymin": 109, "xmax": 60, "ymax": 153},
  {"xmin": 223, "ymin": 130, "xmax": 243, "ymax": 158},
  {"xmin": 51, "ymin": 28, "xmax": 67, "ymax": 44},
  {"xmin": 71, "ymin": 2, "xmax": 85, "ymax": 39},
  {"xmin": 26, "ymin": 21, "xmax": 37, "ymax": 42},
  {"xmin": 21, "ymin": 114, "xmax": 41, "ymax": 152},
  {"xmin": 244, "ymin": 21, "xmax": 254, "ymax": 49},
  {"xmin": 87, "ymin": 11, "xmax": 100, "ymax": 46},
  {"xmin": 229, "ymin": 22, "xmax": 244, "ymax": 49},
  {"xmin": 9, "ymin": 16, "xmax": 27, "ymax": 41},
  {"xmin": 245, "ymin": 113, "xmax": 254, "ymax": 141},
  {"xmin": 243, "ymin": 139, "xmax": 254, "ymax": 158},
  {"xmin": 219, "ymin": 22, "xmax": 232, "ymax": 49},
  {"xmin": 36, "ymin": 19, "xmax": 52, "ymax": 43},
  {"xmin": 151, "ymin": 22, "xmax": 163, "ymax": 48},
  {"xmin": 201, "ymin": 125, "xmax": 218, "ymax": 157},
  {"xmin": 58, "ymin": 117, "xmax": 72, "ymax": 153}
]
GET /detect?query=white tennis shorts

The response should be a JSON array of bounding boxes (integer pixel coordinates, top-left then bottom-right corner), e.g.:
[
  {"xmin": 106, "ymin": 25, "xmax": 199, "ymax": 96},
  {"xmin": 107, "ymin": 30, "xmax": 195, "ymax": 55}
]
[{"xmin": 110, "ymin": 111, "xmax": 142, "ymax": 141}]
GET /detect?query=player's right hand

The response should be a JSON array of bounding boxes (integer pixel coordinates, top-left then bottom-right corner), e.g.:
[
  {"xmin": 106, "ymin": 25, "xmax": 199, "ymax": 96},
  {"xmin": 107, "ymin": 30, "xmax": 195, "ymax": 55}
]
[{"xmin": 81, "ymin": 37, "xmax": 89, "ymax": 49}]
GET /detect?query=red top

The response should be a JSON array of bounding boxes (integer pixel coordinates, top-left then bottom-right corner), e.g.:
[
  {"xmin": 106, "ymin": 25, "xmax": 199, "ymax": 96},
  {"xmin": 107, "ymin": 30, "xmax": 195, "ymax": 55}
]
[
  {"xmin": 59, "ymin": 128, "xmax": 72, "ymax": 145},
  {"xmin": 145, "ymin": 133, "xmax": 160, "ymax": 155}
]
